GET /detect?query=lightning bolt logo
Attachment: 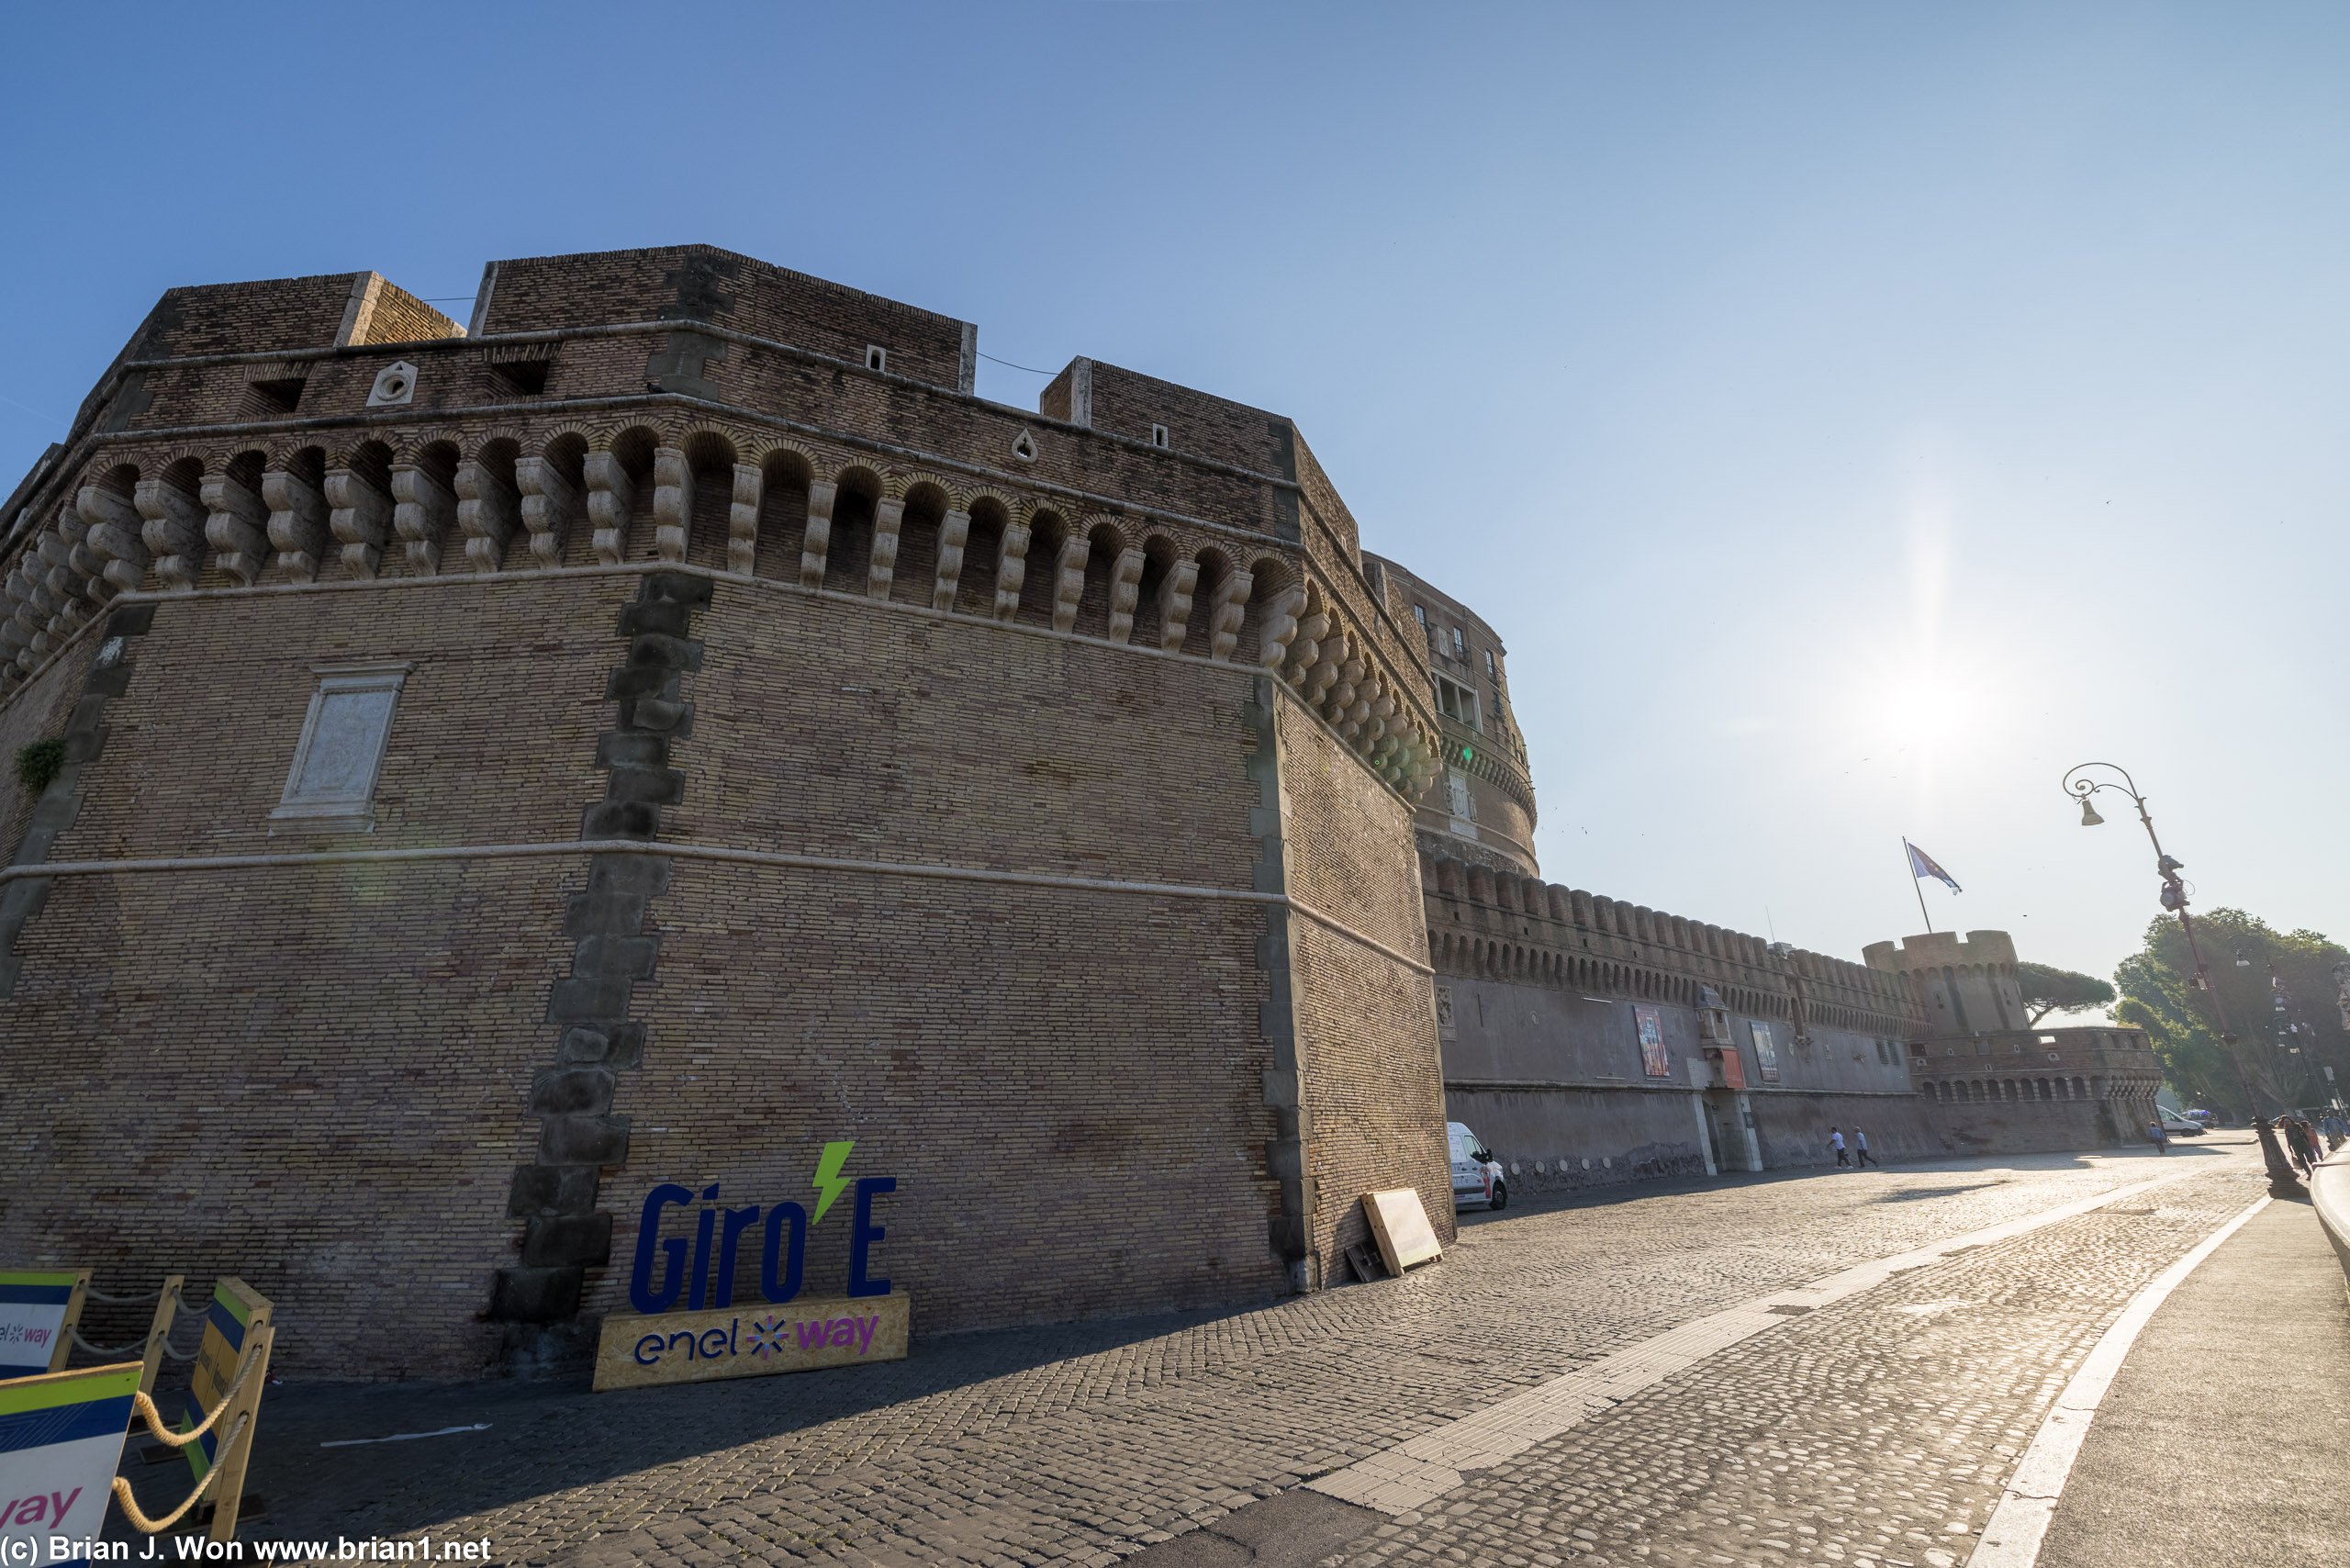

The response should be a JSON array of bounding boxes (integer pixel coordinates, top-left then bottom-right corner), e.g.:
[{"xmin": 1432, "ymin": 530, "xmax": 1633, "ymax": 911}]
[{"xmin": 811, "ymin": 1139, "xmax": 856, "ymax": 1223}]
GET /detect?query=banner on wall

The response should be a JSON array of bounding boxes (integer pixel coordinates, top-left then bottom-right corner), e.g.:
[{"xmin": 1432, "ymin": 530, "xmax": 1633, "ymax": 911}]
[
  {"xmin": 1751, "ymin": 1020, "xmax": 1780, "ymax": 1082},
  {"xmin": 1636, "ymin": 1005, "xmax": 1669, "ymax": 1078}
]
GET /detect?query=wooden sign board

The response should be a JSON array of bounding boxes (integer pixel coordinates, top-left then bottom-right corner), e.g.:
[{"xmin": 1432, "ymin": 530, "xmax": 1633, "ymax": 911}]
[
  {"xmin": 0, "ymin": 1270, "xmax": 89, "ymax": 1379},
  {"xmin": 182, "ymin": 1277, "xmax": 272, "ymax": 1487},
  {"xmin": 593, "ymin": 1293, "xmax": 910, "ymax": 1393},
  {"xmin": 1361, "ymin": 1188, "xmax": 1442, "ymax": 1277},
  {"xmin": 0, "ymin": 1361, "xmax": 140, "ymax": 1552}
]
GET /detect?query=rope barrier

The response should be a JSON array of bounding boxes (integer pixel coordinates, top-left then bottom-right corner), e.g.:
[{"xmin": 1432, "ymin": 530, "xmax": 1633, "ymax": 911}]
[
  {"xmin": 129, "ymin": 1333, "xmax": 265, "ymax": 1450},
  {"xmin": 69, "ymin": 1325, "xmax": 153, "ymax": 1356},
  {"xmin": 84, "ymin": 1284, "xmax": 165, "ymax": 1305},
  {"xmin": 107, "ymin": 1412, "xmax": 249, "ymax": 1534},
  {"xmin": 156, "ymin": 1331, "xmax": 200, "ymax": 1361}
]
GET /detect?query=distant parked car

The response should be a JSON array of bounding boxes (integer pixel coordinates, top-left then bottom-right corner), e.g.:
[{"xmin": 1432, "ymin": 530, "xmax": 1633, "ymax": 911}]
[
  {"xmin": 2159, "ymin": 1110, "xmax": 2204, "ymax": 1137},
  {"xmin": 1448, "ymin": 1121, "xmax": 1507, "ymax": 1211}
]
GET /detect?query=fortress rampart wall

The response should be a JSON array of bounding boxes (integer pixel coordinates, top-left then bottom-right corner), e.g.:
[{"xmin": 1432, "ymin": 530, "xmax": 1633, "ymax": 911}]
[
  {"xmin": 0, "ymin": 245, "xmax": 1455, "ymax": 1377},
  {"xmin": 1423, "ymin": 853, "xmax": 1919, "ymax": 1037}
]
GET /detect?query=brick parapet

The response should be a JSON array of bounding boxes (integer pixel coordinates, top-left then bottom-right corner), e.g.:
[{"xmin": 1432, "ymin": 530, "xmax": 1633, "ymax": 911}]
[
  {"xmin": 1422, "ymin": 852, "xmax": 1921, "ymax": 1040},
  {"xmin": 1, "ymin": 246, "xmax": 1452, "ymax": 816}
]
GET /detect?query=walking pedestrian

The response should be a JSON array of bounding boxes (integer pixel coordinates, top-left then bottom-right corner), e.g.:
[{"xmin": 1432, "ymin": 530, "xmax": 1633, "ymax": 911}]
[
  {"xmin": 1853, "ymin": 1128, "xmax": 1880, "ymax": 1168},
  {"xmin": 1829, "ymin": 1126, "xmax": 1851, "ymax": 1168},
  {"xmin": 2274, "ymin": 1117, "xmax": 2310, "ymax": 1175},
  {"xmin": 2147, "ymin": 1118, "xmax": 2169, "ymax": 1154}
]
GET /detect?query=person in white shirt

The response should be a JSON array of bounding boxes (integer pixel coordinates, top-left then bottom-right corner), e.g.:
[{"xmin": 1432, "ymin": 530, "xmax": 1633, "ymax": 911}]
[
  {"xmin": 1853, "ymin": 1128, "xmax": 1879, "ymax": 1168},
  {"xmin": 1829, "ymin": 1127, "xmax": 1850, "ymax": 1168}
]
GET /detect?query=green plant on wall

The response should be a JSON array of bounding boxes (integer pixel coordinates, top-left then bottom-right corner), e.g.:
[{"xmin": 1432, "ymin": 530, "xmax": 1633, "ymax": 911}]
[{"xmin": 13, "ymin": 737, "xmax": 64, "ymax": 798}]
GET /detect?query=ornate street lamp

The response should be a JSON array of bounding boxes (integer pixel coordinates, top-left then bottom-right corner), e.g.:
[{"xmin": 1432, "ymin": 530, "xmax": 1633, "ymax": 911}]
[{"xmin": 2063, "ymin": 762, "xmax": 2302, "ymax": 1196}]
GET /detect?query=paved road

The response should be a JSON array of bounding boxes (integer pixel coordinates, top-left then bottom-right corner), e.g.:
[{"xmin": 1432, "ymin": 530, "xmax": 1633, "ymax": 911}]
[{"xmin": 118, "ymin": 1136, "xmax": 2266, "ymax": 1565}]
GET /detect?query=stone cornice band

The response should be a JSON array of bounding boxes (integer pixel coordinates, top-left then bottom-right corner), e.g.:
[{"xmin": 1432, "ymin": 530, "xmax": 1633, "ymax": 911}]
[{"xmin": 0, "ymin": 837, "xmax": 1435, "ymax": 978}]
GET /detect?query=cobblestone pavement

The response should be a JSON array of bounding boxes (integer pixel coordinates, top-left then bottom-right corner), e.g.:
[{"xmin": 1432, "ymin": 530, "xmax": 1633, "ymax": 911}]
[
  {"xmin": 1306, "ymin": 1155, "xmax": 2266, "ymax": 1568},
  {"xmin": 124, "ymin": 1139, "xmax": 2259, "ymax": 1565}
]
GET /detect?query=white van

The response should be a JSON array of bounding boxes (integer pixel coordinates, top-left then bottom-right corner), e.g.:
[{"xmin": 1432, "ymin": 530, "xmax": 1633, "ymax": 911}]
[{"xmin": 1448, "ymin": 1121, "xmax": 1507, "ymax": 1211}]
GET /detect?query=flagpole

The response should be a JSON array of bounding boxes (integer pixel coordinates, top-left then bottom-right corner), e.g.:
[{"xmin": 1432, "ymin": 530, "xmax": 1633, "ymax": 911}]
[{"xmin": 1903, "ymin": 839, "xmax": 1933, "ymax": 934}]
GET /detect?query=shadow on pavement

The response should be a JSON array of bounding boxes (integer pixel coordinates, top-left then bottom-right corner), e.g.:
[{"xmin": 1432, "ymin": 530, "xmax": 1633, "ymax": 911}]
[{"xmin": 112, "ymin": 1294, "xmax": 1286, "ymax": 1546}]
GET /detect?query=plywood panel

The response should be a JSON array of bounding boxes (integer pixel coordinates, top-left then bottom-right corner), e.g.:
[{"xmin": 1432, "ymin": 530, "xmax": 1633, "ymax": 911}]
[
  {"xmin": 1361, "ymin": 1189, "xmax": 1442, "ymax": 1276},
  {"xmin": 593, "ymin": 1293, "xmax": 910, "ymax": 1392}
]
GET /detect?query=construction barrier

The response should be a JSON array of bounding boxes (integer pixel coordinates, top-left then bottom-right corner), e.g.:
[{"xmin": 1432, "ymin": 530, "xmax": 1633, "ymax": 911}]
[
  {"xmin": 65, "ymin": 1273, "xmax": 189, "ymax": 1394},
  {"xmin": 0, "ymin": 1268, "xmax": 90, "ymax": 1378},
  {"xmin": 0, "ymin": 1361, "xmax": 142, "ymax": 1551},
  {"xmin": 1, "ymin": 1275, "xmax": 276, "ymax": 1547}
]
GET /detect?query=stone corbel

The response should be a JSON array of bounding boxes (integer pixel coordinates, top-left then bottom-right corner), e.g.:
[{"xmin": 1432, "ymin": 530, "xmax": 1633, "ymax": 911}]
[
  {"xmin": 457, "ymin": 458, "xmax": 522, "ymax": 573},
  {"xmin": 800, "ymin": 481, "xmax": 836, "ymax": 588},
  {"xmin": 727, "ymin": 464, "xmax": 762, "ymax": 576},
  {"xmin": 136, "ymin": 478, "xmax": 207, "ymax": 593},
  {"xmin": 1326, "ymin": 656, "xmax": 1364, "ymax": 731},
  {"xmin": 1158, "ymin": 559, "xmax": 1199, "ymax": 653},
  {"xmin": 932, "ymin": 510, "xmax": 969, "ymax": 612},
  {"xmin": 584, "ymin": 452, "xmax": 637, "ymax": 566},
  {"xmin": 1050, "ymin": 535, "xmax": 1090, "ymax": 633},
  {"xmin": 1342, "ymin": 689, "xmax": 1374, "ymax": 740},
  {"xmin": 32, "ymin": 527, "xmax": 89, "ymax": 643},
  {"xmin": 325, "ymin": 467, "xmax": 394, "ymax": 579},
  {"xmin": 991, "ymin": 522, "xmax": 1031, "ymax": 621},
  {"xmin": 18, "ymin": 557, "xmax": 61, "ymax": 624},
  {"xmin": 390, "ymin": 460, "xmax": 456, "ymax": 576},
  {"xmin": 201, "ymin": 472, "xmax": 270, "ymax": 587},
  {"xmin": 651, "ymin": 446, "xmax": 694, "ymax": 564},
  {"xmin": 516, "ymin": 456, "xmax": 580, "ymax": 569},
  {"xmin": 263, "ymin": 468, "xmax": 329, "ymax": 582},
  {"xmin": 36, "ymin": 526, "xmax": 83, "ymax": 612},
  {"xmin": 1105, "ymin": 548, "xmax": 1146, "ymax": 643},
  {"xmin": 1282, "ymin": 610, "xmax": 1329, "ymax": 686},
  {"xmin": 1208, "ymin": 569, "xmax": 1252, "ymax": 661},
  {"xmin": 1257, "ymin": 584, "xmax": 1304, "ymax": 669},
  {"xmin": 867, "ymin": 496, "xmax": 904, "ymax": 599},
  {"xmin": 79, "ymin": 487, "xmax": 147, "ymax": 597},
  {"xmin": 60, "ymin": 510, "xmax": 106, "ymax": 603},
  {"xmin": 1304, "ymin": 637, "xmax": 1345, "ymax": 705}
]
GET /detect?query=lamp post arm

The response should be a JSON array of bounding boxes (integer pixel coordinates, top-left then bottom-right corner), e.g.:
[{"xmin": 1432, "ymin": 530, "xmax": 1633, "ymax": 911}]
[{"xmin": 2060, "ymin": 757, "xmax": 2301, "ymax": 1193}]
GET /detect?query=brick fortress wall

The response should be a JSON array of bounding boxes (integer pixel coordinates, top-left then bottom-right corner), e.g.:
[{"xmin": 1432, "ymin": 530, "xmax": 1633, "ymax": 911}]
[
  {"xmin": 0, "ymin": 245, "xmax": 1455, "ymax": 1378},
  {"xmin": 1424, "ymin": 854, "xmax": 1942, "ymax": 1188}
]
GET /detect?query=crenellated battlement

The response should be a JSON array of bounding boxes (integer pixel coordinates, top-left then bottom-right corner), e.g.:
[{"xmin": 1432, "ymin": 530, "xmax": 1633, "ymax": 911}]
[
  {"xmin": 1861, "ymin": 929, "xmax": 2019, "ymax": 975},
  {"xmin": 1420, "ymin": 851, "xmax": 1921, "ymax": 1038},
  {"xmin": 0, "ymin": 245, "xmax": 1449, "ymax": 801}
]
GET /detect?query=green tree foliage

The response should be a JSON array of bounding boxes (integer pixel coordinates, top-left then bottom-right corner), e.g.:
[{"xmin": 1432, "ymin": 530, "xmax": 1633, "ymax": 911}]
[
  {"xmin": 2015, "ymin": 962, "xmax": 2116, "ymax": 1025},
  {"xmin": 2111, "ymin": 909, "xmax": 2348, "ymax": 1118}
]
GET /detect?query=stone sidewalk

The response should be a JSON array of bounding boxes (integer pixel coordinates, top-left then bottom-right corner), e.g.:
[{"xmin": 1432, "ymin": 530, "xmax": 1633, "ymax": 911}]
[
  {"xmin": 2033, "ymin": 1182, "xmax": 2350, "ymax": 1567},
  {"xmin": 113, "ymin": 1137, "xmax": 2262, "ymax": 1564}
]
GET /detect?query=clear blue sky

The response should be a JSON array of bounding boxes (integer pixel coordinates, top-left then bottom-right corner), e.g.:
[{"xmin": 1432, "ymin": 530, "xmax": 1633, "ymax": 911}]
[{"xmin": 3, "ymin": 3, "xmax": 2343, "ymax": 986}]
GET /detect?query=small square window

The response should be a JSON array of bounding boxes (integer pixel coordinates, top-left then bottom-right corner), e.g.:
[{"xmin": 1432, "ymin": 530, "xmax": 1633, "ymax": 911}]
[
  {"xmin": 865, "ymin": 345, "xmax": 888, "ymax": 373},
  {"xmin": 1413, "ymin": 605, "xmax": 1427, "ymax": 628},
  {"xmin": 270, "ymin": 663, "xmax": 410, "ymax": 834},
  {"xmin": 1449, "ymin": 627, "xmax": 1466, "ymax": 657},
  {"xmin": 1484, "ymin": 649, "xmax": 1497, "ymax": 677},
  {"xmin": 1150, "ymin": 423, "xmax": 1169, "ymax": 448}
]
